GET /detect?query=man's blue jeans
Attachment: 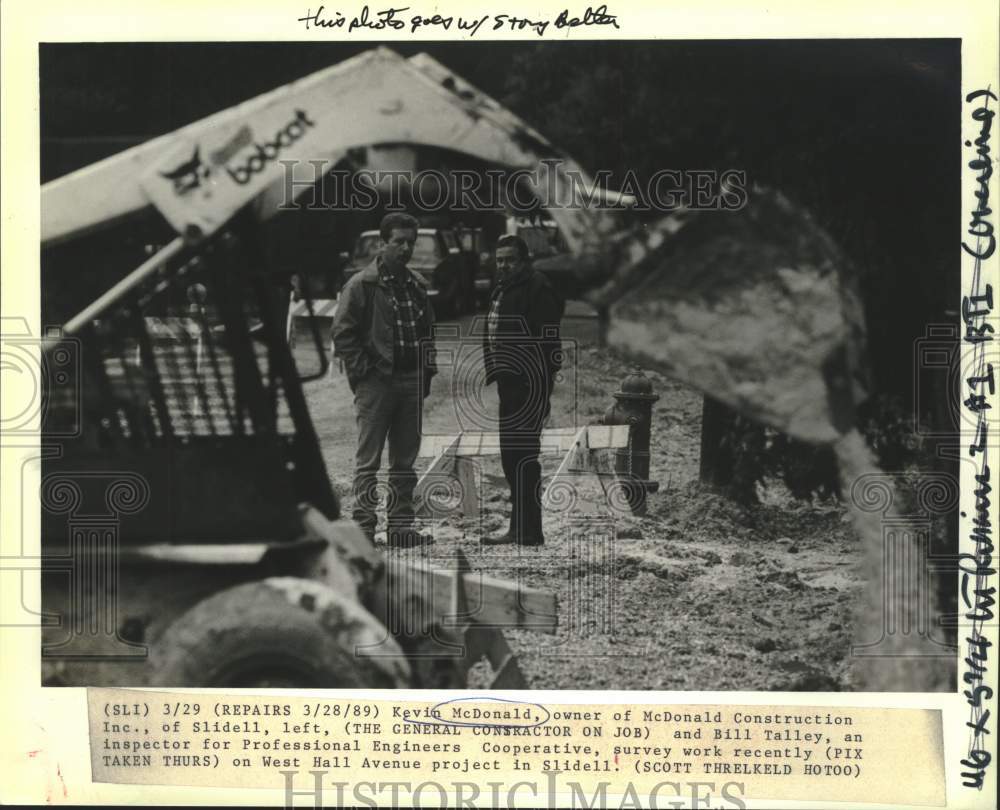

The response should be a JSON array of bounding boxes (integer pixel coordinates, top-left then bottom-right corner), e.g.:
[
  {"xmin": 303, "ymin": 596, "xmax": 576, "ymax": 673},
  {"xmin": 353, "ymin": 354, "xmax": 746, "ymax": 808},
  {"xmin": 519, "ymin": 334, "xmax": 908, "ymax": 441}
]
[{"xmin": 351, "ymin": 369, "xmax": 422, "ymax": 536}]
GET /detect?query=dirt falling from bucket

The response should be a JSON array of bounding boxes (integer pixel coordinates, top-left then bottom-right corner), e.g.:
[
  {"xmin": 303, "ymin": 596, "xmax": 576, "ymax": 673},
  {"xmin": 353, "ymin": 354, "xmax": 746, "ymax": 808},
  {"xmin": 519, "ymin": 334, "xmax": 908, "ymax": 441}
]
[{"xmin": 834, "ymin": 429, "xmax": 952, "ymax": 691}]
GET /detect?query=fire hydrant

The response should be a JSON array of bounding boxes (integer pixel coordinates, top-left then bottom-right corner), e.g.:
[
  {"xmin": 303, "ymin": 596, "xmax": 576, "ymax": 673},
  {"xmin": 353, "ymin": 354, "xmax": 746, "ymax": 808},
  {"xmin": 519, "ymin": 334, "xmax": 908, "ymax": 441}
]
[{"xmin": 600, "ymin": 371, "xmax": 660, "ymax": 515}]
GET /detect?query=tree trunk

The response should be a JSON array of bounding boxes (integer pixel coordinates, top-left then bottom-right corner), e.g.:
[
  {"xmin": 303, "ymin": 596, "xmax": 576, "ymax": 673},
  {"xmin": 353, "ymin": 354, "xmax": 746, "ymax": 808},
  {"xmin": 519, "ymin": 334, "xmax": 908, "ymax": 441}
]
[{"xmin": 699, "ymin": 395, "xmax": 738, "ymax": 486}]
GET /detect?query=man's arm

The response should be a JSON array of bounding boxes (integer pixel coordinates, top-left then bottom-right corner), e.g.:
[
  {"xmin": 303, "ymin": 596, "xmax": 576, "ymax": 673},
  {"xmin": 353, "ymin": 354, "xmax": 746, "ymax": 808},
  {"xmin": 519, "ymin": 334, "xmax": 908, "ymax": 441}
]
[
  {"xmin": 482, "ymin": 334, "xmax": 496, "ymax": 384},
  {"xmin": 421, "ymin": 295, "xmax": 437, "ymax": 398},
  {"xmin": 331, "ymin": 279, "xmax": 371, "ymax": 388},
  {"xmin": 531, "ymin": 281, "xmax": 565, "ymax": 382},
  {"xmin": 482, "ymin": 303, "xmax": 496, "ymax": 385}
]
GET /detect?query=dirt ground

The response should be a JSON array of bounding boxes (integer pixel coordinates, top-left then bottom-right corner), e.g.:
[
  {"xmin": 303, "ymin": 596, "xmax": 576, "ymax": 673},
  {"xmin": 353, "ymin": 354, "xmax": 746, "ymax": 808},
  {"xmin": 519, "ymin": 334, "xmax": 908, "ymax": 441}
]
[{"xmin": 302, "ymin": 304, "xmax": 864, "ymax": 691}]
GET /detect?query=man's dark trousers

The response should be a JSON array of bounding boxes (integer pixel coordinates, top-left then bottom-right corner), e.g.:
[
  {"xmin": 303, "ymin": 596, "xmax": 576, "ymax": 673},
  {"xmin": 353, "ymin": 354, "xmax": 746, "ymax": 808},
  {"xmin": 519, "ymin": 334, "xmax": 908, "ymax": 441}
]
[
  {"xmin": 497, "ymin": 378, "xmax": 552, "ymax": 543},
  {"xmin": 351, "ymin": 369, "xmax": 422, "ymax": 536}
]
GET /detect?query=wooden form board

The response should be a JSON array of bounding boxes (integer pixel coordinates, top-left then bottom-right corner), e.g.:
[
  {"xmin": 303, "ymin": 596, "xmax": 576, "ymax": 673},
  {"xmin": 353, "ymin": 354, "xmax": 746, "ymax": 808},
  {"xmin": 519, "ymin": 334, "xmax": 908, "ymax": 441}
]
[
  {"xmin": 415, "ymin": 425, "xmax": 631, "ymax": 519},
  {"xmin": 417, "ymin": 425, "xmax": 629, "ymax": 458},
  {"xmin": 383, "ymin": 557, "xmax": 558, "ymax": 633}
]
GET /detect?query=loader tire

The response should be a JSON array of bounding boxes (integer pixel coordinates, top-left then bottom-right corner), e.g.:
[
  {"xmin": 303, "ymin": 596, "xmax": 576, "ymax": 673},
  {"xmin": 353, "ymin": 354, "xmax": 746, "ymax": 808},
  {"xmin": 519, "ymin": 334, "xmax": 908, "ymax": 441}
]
[{"xmin": 149, "ymin": 578, "xmax": 411, "ymax": 688}]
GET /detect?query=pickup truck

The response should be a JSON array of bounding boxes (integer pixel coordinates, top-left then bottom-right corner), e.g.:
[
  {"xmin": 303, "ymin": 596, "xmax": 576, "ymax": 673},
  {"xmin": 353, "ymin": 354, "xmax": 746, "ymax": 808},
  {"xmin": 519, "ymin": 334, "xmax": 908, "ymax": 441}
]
[
  {"xmin": 343, "ymin": 227, "xmax": 473, "ymax": 316},
  {"xmin": 473, "ymin": 217, "xmax": 571, "ymax": 308}
]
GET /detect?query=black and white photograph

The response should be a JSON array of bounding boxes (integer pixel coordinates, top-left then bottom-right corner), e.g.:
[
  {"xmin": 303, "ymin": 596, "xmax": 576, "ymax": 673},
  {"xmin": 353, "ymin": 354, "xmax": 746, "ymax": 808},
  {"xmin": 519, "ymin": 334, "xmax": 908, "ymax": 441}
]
[
  {"xmin": 31, "ymin": 37, "xmax": 970, "ymax": 698},
  {"xmin": 3, "ymin": 0, "xmax": 998, "ymax": 803}
]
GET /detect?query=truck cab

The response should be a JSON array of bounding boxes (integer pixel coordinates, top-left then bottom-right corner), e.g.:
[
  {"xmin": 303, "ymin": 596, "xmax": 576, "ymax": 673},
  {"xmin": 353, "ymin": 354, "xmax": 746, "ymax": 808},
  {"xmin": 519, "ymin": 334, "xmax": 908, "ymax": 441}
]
[{"xmin": 343, "ymin": 227, "xmax": 473, "ymax": 316}]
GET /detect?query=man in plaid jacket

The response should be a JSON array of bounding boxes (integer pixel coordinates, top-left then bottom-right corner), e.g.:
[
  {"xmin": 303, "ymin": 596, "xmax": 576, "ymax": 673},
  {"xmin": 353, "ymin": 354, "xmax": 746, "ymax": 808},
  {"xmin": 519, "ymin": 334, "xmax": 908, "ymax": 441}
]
[{"xmin": 332, "ymin": 213, "xmax": 436, "ymax": 548}]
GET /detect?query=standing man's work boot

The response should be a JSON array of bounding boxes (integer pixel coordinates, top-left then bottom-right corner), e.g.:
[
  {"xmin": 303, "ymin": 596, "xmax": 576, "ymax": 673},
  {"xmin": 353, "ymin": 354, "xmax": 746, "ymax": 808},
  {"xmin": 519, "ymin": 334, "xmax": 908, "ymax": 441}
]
[
  {"xmin": 387, "ymin": 527, "xmax": 433, "ymax": 549},
  {"xmin": 482, "ymin": 531, "xmax": 516, "ymax": 545},
  {"xmin": 482, "ymin": 504, "xmax": 519, "ymax": 545}
]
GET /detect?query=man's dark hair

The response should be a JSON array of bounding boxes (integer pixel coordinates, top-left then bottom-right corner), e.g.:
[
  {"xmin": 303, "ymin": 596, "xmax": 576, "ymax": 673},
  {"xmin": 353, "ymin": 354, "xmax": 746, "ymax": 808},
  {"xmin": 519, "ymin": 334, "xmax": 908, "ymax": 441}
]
[
  {"xmin": 380, "ymin": 212, "xmax": 420, "ymax": 241},
  {"xmin": 495, "ymin": 234, "xmax": 531, "ymax": 260}
]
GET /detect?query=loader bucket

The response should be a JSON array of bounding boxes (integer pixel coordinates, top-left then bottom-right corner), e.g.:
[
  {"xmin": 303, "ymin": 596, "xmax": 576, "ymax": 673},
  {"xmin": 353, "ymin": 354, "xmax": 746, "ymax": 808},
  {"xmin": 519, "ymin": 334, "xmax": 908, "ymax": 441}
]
[
  {"xmin": 546, "ymin": 187, "xmax": 869, "ymax": 446},
  {"xmin": 548, "ymin": 187, "xmax": 955, "ymax": 692}
]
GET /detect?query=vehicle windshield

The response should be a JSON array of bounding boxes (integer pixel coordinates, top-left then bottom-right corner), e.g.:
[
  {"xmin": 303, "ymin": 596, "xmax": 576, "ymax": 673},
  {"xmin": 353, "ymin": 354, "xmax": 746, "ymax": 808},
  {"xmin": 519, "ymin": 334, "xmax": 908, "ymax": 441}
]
[
  {"xmin": 353, "ymin": 234, "xmax": 381, "ymax": 262},
  {"xmin": 412, "ymin": 234, "xmax": 440, "ymax": 263}
]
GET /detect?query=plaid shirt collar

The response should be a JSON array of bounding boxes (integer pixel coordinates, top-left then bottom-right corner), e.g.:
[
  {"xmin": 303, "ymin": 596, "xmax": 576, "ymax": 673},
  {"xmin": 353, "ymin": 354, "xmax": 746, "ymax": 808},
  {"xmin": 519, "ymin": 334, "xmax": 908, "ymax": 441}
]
[{"xmin": 377, "ymin": 257, "xmax": 420, "ymax": 292}]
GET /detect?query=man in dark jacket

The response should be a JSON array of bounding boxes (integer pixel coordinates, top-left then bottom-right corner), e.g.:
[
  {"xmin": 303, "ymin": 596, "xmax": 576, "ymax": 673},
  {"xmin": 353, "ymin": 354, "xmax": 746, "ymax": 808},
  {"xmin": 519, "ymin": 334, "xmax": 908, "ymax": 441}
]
[
  {"xmin": 332, "ymin": 212, "xmax": 436, "ymax": 547},
  {"xmin": 482, "ymin": 234, "xmax": 565, "ymax": 546}
]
